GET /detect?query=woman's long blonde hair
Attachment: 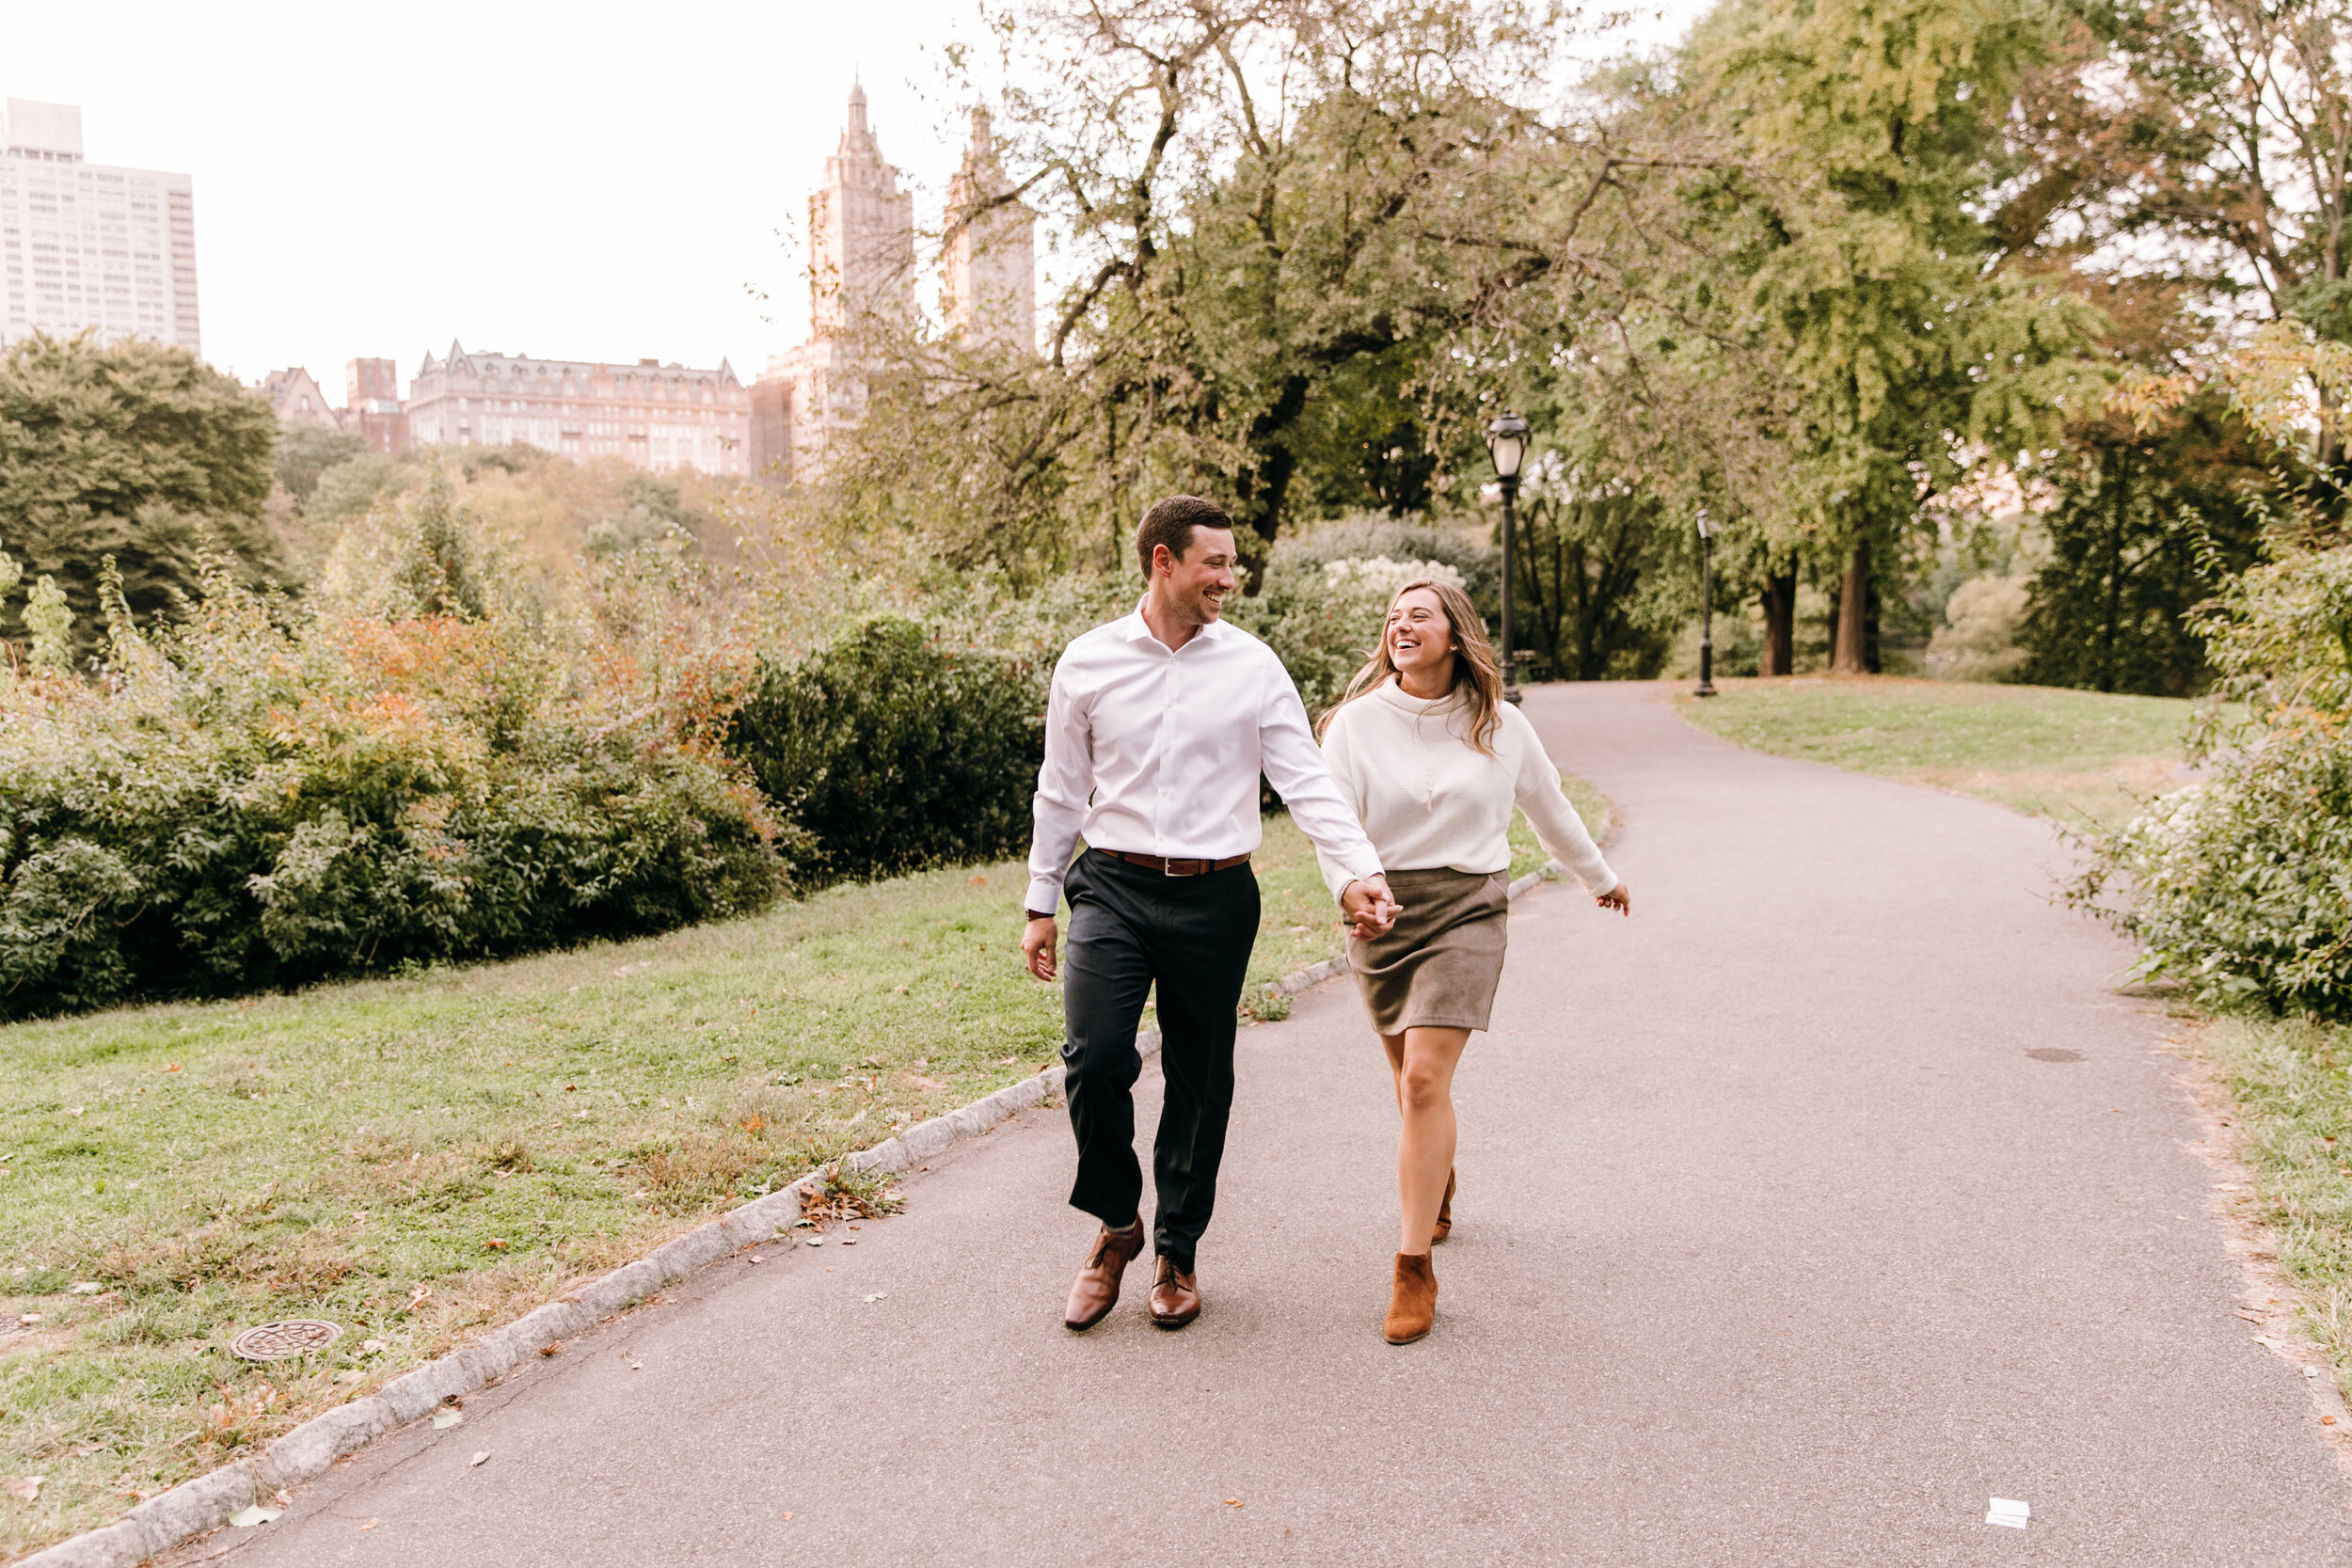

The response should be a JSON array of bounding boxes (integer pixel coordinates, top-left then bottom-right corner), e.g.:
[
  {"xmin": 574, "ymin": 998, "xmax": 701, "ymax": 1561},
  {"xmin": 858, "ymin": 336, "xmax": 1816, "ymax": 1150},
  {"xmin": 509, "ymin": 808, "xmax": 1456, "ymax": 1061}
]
[{"xmin": 1315, "ymin": 578, "xmax": 1505, "ymax": 755}]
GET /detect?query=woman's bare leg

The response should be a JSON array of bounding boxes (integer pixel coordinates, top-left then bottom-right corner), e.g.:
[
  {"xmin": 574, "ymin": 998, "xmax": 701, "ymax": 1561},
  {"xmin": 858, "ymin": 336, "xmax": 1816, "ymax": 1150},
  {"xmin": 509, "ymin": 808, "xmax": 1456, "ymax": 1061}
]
[{"xmin": 1384, "ymin": 1026, "xmax": 1470, "ymax": 1256}]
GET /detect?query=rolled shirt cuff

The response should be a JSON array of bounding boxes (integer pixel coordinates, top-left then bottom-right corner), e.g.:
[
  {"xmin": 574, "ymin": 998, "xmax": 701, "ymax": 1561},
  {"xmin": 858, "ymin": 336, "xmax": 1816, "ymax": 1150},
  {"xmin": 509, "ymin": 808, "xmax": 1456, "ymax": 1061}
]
[{"xmin": 1023, "ymin": 876, "xmax": 1063, "ymax": 917}]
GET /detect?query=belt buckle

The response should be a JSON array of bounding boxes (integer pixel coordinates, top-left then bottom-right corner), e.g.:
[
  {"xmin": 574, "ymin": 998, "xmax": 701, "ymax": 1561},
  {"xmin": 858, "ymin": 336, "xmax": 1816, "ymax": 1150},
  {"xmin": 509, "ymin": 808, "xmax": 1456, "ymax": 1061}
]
[{"xmin": 1162, "ymin": 855, "xmax": 1183, "ymax": 878}]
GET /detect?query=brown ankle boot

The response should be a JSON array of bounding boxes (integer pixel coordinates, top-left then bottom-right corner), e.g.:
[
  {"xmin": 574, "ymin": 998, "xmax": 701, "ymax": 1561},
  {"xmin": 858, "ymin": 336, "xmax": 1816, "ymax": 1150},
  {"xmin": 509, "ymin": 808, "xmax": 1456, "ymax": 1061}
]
[
  {"xmin": 1432, "ymin": 1167, "xmax": 1456, "ymax": 1245},
  {"xmin": 1384, "ymin": 1252, "xmax": 1437, "ymax": 1344}
]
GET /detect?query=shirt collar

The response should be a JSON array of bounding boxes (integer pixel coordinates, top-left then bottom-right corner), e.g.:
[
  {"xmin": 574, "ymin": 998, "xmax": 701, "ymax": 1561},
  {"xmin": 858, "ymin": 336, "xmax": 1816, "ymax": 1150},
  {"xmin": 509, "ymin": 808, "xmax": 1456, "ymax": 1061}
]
[{"xmin": 1121, "ymin": 597, "xmax": 1234, "ymax": 648}]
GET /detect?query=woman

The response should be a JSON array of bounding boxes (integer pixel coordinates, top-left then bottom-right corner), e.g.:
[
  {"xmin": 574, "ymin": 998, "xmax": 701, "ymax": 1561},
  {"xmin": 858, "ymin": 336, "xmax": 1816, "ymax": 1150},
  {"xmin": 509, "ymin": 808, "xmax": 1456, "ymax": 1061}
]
[{"xmin": 1316, "ymin": 578, "xmax": 1630, "ymax": 1344}]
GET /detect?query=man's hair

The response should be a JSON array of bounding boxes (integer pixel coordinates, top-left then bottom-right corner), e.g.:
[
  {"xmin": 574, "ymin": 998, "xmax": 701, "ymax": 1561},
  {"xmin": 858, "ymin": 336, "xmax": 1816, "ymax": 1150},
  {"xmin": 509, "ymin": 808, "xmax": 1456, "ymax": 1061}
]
[{"xmin": 1135, "ymin": 495, "xmax": 1234, "ymax": 579}]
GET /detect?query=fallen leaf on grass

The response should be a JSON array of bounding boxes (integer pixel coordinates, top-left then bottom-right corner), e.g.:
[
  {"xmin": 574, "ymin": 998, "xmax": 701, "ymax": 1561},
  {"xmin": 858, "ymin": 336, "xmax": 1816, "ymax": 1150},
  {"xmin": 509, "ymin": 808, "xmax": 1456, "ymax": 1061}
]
[
  {"xmin": 747, "ymin": 1253, "xmax": 763, "ymax": 1264},
  {"xmin": 2235, "ymin": 1310, "xmax": 2266, "ymax": 1323},
  {"xmin": 841, "ymin": 1239, "xmax": 858, "ymax": 1246},
  {"xmin": 1225, "ymin": 1497, "xmax": 1243, "ymax": 1507},
  {"xmin": 361, "ymin": 1338, "xmax": 386, "ymax": 1354},
  {"xmin": 69, "ymin": 1282, "xmax": 101, "ymax": 1294},
  {"xmin": 485, "ymin": 1239, "xmax": 510, "ymax": 1251},
  {"xmin": 469, "ymin": 1451, "xmax": 490, "ymax": 1467},
  {"xmin": 227, "ymin": 1505, "xmax": 281, "ymax": 1527},
  {"xmin": 2328, "ymin": 1417, "xmax": 2340, "ymax": 1426},
  {"xmin": 399, "ymin": 1286, "xmax": 433, "ymax": 1314},
  {"xmin": 539, "ymin": 1341, "xmax": 562, "ymax": 1356},
  {"xmin": 7, "ymin": 1476, "xmax": 42, "ymax": 1502},
  {"xmin": 431, "ymin": 1411, "xmax": 464, "ymax": 1430}
]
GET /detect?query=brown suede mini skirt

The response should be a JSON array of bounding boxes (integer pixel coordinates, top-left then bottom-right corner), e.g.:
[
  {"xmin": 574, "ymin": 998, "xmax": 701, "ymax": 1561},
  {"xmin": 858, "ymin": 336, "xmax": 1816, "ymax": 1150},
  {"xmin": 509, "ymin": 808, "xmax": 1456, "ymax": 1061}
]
[{"xmin": 1348, "ymin": 866, "xmax": 1510, "ymax": 1034}]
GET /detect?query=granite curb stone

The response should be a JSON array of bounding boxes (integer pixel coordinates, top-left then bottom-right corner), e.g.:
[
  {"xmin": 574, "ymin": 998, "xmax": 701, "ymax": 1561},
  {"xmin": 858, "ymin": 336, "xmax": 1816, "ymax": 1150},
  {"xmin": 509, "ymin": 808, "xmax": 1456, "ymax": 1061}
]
[{"xmin": 9, "ymin": 865, "xmax": 1567, "ymax": 1568}]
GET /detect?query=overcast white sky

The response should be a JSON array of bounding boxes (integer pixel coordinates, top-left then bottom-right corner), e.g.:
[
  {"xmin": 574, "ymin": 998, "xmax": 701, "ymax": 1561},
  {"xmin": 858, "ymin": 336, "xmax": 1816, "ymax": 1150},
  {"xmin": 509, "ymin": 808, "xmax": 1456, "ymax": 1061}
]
[{"xmin": 11, "ymin": 0, "xmax": 1703, "ymax": 396}]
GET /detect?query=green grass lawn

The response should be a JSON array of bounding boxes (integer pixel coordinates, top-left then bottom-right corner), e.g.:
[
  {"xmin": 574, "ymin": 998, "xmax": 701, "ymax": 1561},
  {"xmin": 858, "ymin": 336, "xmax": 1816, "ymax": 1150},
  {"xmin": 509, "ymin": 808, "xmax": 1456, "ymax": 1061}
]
[
  {"xmin": 1676, "ymin": 675, "xmax": 2204, "ymax": 830},
  {"xmin": 2183, "ymin": 1017, "xmax": 2352, "ymax": 1402},
  {"xmin": 0, "ymin": 790, "xmax": 1604, "ymax": 1556}
]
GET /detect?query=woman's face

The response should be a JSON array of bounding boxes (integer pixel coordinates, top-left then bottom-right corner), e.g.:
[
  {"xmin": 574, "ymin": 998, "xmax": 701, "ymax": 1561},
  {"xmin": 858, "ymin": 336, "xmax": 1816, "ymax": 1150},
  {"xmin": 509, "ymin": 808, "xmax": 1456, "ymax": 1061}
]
[{"xmin": 1386, "ymin": 587, "xmax": 1456, "ymax": 680}]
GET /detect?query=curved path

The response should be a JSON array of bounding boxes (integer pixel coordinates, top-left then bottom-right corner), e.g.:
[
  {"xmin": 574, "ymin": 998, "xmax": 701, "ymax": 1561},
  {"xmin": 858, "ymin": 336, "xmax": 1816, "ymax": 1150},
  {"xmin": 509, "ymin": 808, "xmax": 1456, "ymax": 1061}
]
[{"xmin": 197, "ymin": 682, "xmax": 2347, "ymax": 1566}]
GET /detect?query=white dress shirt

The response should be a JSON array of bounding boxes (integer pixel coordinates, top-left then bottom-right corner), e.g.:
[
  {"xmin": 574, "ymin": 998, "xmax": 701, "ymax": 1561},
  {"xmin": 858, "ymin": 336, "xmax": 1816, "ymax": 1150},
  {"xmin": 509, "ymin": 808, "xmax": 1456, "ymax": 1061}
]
[{"xmin": 1025, "ymin": 601, "xmax": 1384, "ymax": 916}]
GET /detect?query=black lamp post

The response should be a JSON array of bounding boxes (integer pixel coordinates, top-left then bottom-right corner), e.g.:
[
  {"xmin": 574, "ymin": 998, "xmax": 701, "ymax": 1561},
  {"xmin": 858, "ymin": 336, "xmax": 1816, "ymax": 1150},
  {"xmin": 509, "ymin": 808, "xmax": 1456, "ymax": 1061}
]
[
  {"xmin": 1485, "ymin": 410, "xmax": 1532, "ymax": 704},
  {"xmin": 1694, "ymin": 506, "xmax": 1718, "ymax": 698}
]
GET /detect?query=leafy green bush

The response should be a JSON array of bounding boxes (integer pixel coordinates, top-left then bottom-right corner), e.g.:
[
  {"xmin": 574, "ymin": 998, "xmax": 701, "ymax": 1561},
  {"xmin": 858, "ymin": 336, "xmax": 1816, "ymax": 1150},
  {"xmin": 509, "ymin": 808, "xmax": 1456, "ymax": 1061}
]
[
  {"xmin": 0, "ymin": 475, "xmax": 787, "ymax": 1018},
  {"xmin": 2074, "ymin": 541, "xmax": 2352, "ymax": 1013},
  {"xmin": 728, "ymin": 618, "xmax": 1047, "ymax": 887}
]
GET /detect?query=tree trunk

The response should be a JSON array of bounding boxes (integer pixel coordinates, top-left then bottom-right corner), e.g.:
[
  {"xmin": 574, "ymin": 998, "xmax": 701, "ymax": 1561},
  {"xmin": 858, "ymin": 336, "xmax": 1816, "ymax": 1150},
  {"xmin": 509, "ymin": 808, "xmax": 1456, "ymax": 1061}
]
[
  {"xmin": 1761, "ymin": 560, "xmax": 1797, "ymax": 676},
  {"xmin": 1833, "ymin": 537, "xmax": 1871, "ymax": 676}
]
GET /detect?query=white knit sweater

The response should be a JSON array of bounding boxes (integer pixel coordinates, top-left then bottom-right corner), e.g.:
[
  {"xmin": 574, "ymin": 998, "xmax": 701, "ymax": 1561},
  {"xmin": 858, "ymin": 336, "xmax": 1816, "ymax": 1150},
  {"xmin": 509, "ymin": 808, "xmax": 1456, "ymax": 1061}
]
[{"xmin": 1314, "ymin": 681, "xmax": 1617, "ymax": 901}]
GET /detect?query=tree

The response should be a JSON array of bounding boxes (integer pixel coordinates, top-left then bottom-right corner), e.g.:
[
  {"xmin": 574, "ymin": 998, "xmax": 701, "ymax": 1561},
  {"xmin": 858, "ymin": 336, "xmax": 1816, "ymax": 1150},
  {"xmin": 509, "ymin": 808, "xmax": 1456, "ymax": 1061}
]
[
  {"xmin": 275, "ymin": 422, "xmax": 365, "ymax": 506},
  {"xmin": 0, "ymin": 332, "xmax": 280, "ymax": 652},
  {"xmin": 1679, "ymin": 0, "xmax": 2106, "ymax": 673},
  {"xmin": 2019, "ymin": 392, "xmax": 2268, "ymax": 691},
  {"xmin": 831, "ymin": 0, "xmax": 1707, "ymax": 584}
]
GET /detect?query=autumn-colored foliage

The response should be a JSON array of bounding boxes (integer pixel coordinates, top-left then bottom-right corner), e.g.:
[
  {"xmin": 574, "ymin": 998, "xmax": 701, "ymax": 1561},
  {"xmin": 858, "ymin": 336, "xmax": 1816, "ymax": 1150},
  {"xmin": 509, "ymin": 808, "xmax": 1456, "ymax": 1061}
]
[{"xmin": 0, "ymin": 473, "xmax": 788, "ymax": 1017}]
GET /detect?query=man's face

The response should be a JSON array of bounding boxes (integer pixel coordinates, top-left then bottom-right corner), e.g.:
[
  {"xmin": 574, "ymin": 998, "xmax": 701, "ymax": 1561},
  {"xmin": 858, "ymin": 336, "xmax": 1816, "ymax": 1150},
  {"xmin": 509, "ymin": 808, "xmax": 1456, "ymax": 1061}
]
[{"xmin": 1153, "ymin": 526, "xmax": 1239, "ymax": 624}]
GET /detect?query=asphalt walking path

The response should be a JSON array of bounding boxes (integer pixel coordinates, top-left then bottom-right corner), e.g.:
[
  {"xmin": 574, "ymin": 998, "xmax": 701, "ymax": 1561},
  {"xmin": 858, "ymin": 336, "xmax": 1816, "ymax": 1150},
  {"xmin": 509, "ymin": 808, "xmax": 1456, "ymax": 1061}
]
[{"xmin": 198, "ymin": 682, "xmax": 2348, "ymax": 1566}]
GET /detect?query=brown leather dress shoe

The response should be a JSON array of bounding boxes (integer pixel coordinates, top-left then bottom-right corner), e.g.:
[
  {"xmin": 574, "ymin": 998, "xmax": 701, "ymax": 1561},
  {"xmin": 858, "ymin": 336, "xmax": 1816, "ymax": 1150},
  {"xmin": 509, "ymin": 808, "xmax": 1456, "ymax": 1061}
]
[
  {"xmin": 1064, "ymin": 1216, "xmax": 1147, "ymax": 1332},
  {"xmin": 1384, "ymin": 1252, "xmax": 1436, "ymax": 1344},
  {"xmin": 1432, "ymin": 1167, "xmax": 1456, "ymax": 1245},
  {"xmin": 1148, "ymin": 1256, "xmax": 1200, "ymax": 1329}
]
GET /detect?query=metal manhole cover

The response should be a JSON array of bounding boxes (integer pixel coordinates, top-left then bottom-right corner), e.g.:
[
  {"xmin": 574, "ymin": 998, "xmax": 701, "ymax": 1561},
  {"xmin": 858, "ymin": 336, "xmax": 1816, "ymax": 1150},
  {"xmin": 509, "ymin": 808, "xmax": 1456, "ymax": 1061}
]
[{"xmin": 230, "ymin": 1320, "xmax": 342, "ymax": 1361}]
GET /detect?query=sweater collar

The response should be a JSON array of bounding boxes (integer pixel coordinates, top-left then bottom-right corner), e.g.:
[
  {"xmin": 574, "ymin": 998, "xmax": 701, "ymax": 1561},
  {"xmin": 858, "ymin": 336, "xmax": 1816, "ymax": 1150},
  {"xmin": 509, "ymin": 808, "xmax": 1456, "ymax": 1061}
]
[{"xmin": 1374, "ymin": 677, "xmax": 1463, "ymax": 716}]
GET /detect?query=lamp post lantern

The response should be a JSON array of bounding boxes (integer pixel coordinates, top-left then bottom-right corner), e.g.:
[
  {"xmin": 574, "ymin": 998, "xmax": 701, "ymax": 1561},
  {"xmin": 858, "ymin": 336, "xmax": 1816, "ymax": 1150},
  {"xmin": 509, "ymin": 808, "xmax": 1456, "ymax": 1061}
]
[
  {"xmin": 1694, "ymin": 507, "xmax": 1719, "ymax": 698},
  {"xmin": 1485, "ymin": 410, "xmax": 1532, "ymax": 704}
]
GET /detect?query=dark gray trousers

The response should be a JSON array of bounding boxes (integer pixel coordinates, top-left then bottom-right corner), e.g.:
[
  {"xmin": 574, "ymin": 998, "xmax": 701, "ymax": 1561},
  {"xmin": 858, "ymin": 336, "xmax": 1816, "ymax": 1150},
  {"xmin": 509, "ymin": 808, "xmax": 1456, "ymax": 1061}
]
[{"xmin": 1059, "ymin": 848, "xmax": 1260, "ymax": 1271}]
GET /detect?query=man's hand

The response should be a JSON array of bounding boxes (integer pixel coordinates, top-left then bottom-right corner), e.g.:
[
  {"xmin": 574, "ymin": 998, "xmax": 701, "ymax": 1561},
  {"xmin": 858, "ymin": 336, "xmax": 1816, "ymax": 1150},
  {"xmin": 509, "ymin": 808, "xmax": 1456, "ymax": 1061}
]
[
  {"xmin": 1597, "ymin": 881, "xmax": 1631, "ymax": 916},
  {"xmin": 1021, "ymin": 915, "xmax": 1060, "ymax": 981},
  {"xmin": 1341, "ymin": 874, "xmax": 1402, "ymax": 941}
]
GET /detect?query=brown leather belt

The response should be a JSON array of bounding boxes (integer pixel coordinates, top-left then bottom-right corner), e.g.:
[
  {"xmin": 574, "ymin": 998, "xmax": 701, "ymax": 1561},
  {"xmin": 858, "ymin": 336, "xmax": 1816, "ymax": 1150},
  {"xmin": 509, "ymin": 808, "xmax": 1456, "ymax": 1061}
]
[{"xmin": 1099, "ymin": 849, "xmax": 1252, "ymax": 877}]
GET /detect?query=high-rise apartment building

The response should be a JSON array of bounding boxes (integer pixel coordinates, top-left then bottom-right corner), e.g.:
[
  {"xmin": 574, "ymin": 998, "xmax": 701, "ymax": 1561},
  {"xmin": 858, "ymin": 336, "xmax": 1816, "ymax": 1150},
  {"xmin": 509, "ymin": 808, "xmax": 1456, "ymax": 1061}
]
[
  {"xmin": 751, "ymin": 87, "xmax": 1035, "ymax": 486},
  {"xmin": 942, "ymin": 110, "xmax": 1035, "ymax": 354},
  {"xmin": 0, "ymin": 100, "xmax": 199, "ymax": 356},
  {"xmin": 405, "ymin": 342, "xmax": 751, "ymax": 476},
  {"xmin": 810, "ymin": 81, "xmax": 914, "ymax": 337}
]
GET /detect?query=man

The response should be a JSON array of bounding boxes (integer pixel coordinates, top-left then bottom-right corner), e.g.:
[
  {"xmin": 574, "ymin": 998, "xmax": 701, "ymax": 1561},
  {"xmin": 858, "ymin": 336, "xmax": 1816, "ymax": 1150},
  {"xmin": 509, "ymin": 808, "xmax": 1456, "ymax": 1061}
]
[{"xmin": 1021, "ymin": 495, "xmax": 1398, "ymax": 1332}]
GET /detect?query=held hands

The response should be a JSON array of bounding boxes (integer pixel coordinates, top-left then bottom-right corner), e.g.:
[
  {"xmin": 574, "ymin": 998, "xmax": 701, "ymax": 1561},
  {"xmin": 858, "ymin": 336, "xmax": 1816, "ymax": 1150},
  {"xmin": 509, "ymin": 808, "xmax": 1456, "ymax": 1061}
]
[
  {"xmin": 1021, "ymin": 915, "xmax": 1059, "ymax": 982},
  {"xmin": 1597, "ymin": 880, "xmax": 1631, "ymax": 916},
  {"xmin": 1341, "ymin": 874, "xmax": 1402, "ymax": 942}
]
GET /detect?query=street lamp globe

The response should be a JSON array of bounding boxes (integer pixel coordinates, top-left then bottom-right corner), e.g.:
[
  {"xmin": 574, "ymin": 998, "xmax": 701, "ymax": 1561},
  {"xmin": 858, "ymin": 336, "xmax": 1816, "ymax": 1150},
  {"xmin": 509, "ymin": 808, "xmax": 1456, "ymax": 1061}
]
[{"xmin": 1486, "ymin": 411, "xmax": 1532, "ymax": 481}]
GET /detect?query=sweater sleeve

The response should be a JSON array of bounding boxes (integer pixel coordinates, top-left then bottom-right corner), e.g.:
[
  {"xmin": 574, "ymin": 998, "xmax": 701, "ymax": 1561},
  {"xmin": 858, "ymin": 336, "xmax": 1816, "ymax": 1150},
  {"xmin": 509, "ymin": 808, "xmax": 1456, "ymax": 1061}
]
[
  {"xmin": 1312, "ymin": 705, "xmax": 1374, "ymax": 903},
  {"xmin": 1504, "ymin": 706, "xmax": 1617, "ymax": 895}
]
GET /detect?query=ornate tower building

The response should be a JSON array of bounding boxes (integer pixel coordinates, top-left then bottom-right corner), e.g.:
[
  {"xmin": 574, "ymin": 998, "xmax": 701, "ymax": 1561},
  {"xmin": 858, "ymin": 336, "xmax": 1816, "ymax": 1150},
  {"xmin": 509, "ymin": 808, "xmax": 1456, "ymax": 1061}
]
[
  {"xmin": 942, "ymin": 109, "xmax": 1035, "ymax": 354},
  {"xmin": 809, "ymin": 81, "xmax": 914, "ymax": 336},
  {"xmin": 748, "ymin": 87, "xmax": 1037, "ymax": 486}
]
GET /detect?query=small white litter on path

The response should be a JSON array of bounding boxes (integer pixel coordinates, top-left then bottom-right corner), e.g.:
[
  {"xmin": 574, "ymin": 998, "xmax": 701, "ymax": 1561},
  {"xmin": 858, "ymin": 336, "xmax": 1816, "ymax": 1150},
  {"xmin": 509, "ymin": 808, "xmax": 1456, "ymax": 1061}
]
[{"xmin": 1985, "ymin": 1497, "xmax": 2029, "ymax": 1530}]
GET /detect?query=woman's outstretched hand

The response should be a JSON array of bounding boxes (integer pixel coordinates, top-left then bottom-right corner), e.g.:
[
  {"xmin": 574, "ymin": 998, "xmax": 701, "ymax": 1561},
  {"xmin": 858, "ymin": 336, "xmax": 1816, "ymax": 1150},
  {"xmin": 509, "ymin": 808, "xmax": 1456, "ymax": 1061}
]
[{"xmin": 1597, "ymin": 881, "xmax": 1631, "ymax": 916}]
